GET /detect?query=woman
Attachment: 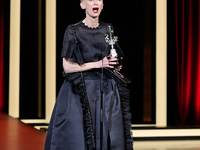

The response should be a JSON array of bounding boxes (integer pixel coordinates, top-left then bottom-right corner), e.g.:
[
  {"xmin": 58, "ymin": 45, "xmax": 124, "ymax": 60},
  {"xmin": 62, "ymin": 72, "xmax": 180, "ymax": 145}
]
[{"xmin": 44, "ymin": 0, "xmax": 133, "ymax": 149}]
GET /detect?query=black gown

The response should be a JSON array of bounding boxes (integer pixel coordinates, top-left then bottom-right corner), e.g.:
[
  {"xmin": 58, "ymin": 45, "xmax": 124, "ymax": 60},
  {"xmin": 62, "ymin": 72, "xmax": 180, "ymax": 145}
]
[{"xmin": 44, "ymin": 21, "xmax": 133, "ymax": 150}]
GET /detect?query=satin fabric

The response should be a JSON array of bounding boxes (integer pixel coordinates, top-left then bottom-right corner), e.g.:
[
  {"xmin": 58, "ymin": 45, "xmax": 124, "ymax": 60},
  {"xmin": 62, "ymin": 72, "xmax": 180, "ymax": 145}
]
[
  {"xmin": 45, "ymin": 77, "xmax": 125, "ymax": 150},
  {"xmin": 45, "ymin": 22, "xmax": 128, "ymax": 150}
]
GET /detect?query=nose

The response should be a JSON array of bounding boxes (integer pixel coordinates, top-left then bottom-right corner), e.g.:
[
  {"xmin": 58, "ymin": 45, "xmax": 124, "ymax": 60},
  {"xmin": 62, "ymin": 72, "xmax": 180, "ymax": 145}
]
[{"xmin": 94, "ymin": 0, "xmax": 98, "ymax": 5}]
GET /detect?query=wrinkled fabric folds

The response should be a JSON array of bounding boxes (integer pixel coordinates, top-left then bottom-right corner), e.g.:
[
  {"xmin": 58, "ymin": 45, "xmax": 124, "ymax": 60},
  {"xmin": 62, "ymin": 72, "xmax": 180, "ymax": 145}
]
[
  {"xmin": 45, "ymin": 21, "xmax": 133, "ymax": 150},
  {"xmin": 69, "ymin": 72, "xmax": 96, "ymax": 150}
]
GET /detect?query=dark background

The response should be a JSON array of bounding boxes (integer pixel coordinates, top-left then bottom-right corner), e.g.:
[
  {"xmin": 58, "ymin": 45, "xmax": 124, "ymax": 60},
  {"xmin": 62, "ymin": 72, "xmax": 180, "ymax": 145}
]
[
  {"xmin": 20, "ymin": 0, "xmax": 46, "ymax": 119},
  {"xmin": 3, "ymin": 0, "xmax": 157, "ymax": 124},
  {"xmin": 56, "ymin": 0, "xmax": 156, "ymax": 124},
  {"xmin": 167, "ymin": 0, "xmax": 179, "ymax": 126},
  {"xmin": 3, "ymin": 0, "xmax": 199, "ymax": 126}
]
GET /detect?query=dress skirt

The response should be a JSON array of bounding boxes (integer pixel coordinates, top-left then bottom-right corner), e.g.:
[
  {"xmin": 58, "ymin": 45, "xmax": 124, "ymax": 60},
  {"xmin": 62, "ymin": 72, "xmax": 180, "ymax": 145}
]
[{"xmin": 45, "ymin": 77, "xmax": 125, "ymax": 150}]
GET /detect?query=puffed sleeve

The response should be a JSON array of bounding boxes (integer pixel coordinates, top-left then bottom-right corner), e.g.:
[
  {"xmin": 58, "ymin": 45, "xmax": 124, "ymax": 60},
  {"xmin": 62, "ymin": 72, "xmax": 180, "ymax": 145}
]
[
  {"xmin": 61, "ymin": 25, "xmax": 75, "ymax": 60},
  {"xmin": 61, "ymin": 25, "xmax": 85, "ymax": 65}
]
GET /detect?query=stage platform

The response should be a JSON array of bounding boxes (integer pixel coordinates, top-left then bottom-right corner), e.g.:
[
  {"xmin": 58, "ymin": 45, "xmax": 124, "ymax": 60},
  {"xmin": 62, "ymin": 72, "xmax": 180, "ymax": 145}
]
[
  {"xmin": 0, "ymin": 112, "xmax": 46, "ymax": 150},
  {"xmin": 132, "ymin": 126, "xmax": 200, "ymax": 141},
  {"xmin": 2, "ymin": 111, "xmax": 199, "ymax": 150}
]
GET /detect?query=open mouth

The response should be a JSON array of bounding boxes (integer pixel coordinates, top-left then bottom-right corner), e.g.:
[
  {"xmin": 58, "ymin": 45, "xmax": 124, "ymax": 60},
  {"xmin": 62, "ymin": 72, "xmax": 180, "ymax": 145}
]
[{"xmin": 93, "ymin": 7, "xmax": 99, "ymax": 13}]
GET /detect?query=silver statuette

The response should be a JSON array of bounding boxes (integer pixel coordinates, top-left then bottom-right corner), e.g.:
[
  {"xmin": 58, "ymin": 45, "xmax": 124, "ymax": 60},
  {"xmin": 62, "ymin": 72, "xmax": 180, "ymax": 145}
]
[{"xmin": 105, "ymin": 25, "xmax": 118, "ymax": 57}]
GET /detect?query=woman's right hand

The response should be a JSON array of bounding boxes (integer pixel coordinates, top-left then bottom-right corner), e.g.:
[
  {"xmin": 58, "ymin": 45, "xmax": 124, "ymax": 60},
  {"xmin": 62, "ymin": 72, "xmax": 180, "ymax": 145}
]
[{"xmin": 96, "ymin": 56, "xmax": 118, "ymax": 69}]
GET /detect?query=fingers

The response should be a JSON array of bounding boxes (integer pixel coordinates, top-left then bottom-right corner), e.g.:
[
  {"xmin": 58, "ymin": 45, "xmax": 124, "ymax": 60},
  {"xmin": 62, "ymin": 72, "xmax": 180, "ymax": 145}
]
[
  {"xmin": 108, "ymin": 61, "xmax": 117, "ymax": 67},
  {"xmin": 105, "ymin": 60, "xmax": 115, "ymax": 68},
  {"xmin": 114, "ymin": 65, "xmax": 122, "ymax": 71},
  {"xmin": 103, "ymin": 56, "xmax": 117, "ymax": 68},
  {"xmin": 107, "ymin": 56, "xmax": 118, "ymax": 62}
]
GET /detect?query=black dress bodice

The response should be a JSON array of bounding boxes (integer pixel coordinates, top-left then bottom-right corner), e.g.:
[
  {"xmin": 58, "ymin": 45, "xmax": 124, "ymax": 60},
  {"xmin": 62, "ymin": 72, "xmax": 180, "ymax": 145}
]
[{"xmin": 61, "ymin": 21, "xmax": 124, "ymax": 65}]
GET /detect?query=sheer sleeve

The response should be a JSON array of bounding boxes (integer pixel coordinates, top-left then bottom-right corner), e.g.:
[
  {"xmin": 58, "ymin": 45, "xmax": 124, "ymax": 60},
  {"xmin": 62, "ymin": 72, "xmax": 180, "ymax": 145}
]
[
  {"xmin": 61, "ymin": 25, "xmax": 75, "ymax": 60},
  {"xmin": 61, "ymin": 25, "xmax": 85, "ymax": 65}
]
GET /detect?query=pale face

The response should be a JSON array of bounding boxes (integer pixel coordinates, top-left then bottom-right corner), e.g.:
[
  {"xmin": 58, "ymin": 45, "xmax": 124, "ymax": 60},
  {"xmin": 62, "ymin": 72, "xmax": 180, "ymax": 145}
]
[{"xmin": 80, "ymin": 0, "xmax": 104, "ymax": 18}]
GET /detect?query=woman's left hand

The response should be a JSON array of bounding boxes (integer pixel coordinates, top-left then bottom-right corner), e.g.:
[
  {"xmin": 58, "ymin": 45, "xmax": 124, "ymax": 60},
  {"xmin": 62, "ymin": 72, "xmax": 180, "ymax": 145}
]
[
  {"xmin": 114, "ymin": 65, "xmax": 122, "ymax": 71},
  {"xmin": 114, "ymin": 57, "xmax": 123, "ymax": 71}
]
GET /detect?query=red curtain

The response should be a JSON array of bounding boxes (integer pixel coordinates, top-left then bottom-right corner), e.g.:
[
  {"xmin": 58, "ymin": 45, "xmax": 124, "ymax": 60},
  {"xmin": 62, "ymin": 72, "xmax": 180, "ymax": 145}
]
[
  {"xmin": 0, "ymin": 0, "xmax": 4, "ymax": 111},
  {"xmin": 175, "ymin": 0, "xmax": 200, "ymax": 125}
]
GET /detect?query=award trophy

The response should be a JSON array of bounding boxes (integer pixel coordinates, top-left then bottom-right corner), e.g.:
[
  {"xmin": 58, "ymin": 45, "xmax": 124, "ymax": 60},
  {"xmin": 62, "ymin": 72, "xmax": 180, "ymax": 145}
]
[
  {"xmin": 104, "ymin": 25, "xmax": 131, "ymax": 83},
  {"xmin": 105, "ymin": 25, "xmax": 121, "ymax": 66}
]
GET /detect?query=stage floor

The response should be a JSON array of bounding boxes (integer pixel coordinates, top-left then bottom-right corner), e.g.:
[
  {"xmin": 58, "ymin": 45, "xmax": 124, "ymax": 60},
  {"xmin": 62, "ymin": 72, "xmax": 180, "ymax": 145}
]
[
  {"xmin": 134, "ymin": 140, "xmax": 200, "ymax": 150},
  {"xmin": 1, "ymin": 112, "xmax": 200, "ymax": 150},
  {"xmin": 0, "ymin": 112, "xmax": 46, "ymax": 150}
]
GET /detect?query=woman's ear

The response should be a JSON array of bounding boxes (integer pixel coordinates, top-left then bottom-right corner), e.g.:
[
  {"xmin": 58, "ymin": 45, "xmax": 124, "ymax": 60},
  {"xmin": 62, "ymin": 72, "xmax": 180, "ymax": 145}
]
[{"xmin": 80, "ymin": 2, "xmax": 86, "ymax": 10}]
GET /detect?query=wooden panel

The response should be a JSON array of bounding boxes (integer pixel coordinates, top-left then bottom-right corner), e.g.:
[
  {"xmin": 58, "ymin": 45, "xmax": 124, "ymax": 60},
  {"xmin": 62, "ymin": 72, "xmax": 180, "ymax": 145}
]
[
  {"xmin": 156, "ymin": 0, "xmax": 167, "ymax": 127},
  {"xmin": 9, "ymin": 0, "xmax": 20, "ymax": 118},
  {"xmin": 45, "ymin": 0, "xmax": 56, "ymax": 123}
]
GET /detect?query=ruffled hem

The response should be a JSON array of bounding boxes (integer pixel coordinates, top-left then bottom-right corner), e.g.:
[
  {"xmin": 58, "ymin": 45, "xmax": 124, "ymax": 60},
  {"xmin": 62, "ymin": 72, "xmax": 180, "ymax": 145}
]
[
  {"xmin": 64, "ymin": 71, "xmax": 133, "ymax": 150},
  {"xmin": 116, "ymin": 82, "xmax": 133, "ymax": 150},
  {"xmin": 104, "ymin": 69, "xmax": 133, "ymax": 149},
  {"xmin": 64, "ymin": 72, "xmax": 96, "ymax": 150}
]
